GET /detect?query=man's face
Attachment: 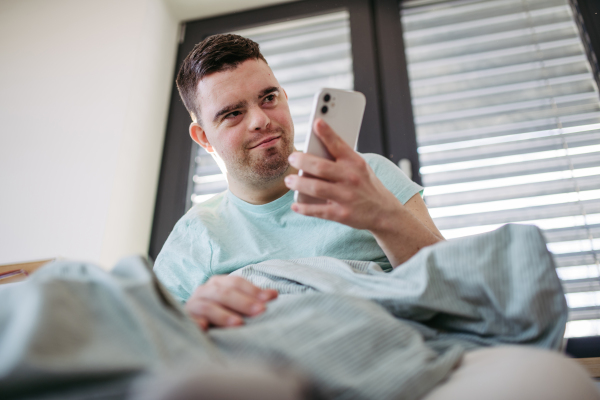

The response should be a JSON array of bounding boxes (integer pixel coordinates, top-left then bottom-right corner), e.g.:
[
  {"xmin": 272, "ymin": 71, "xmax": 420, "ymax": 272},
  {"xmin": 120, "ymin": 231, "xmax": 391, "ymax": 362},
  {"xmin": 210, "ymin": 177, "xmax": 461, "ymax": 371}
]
[{"xmin": 192, "ymin": 59, "xmax": 294, "ymax": 187}]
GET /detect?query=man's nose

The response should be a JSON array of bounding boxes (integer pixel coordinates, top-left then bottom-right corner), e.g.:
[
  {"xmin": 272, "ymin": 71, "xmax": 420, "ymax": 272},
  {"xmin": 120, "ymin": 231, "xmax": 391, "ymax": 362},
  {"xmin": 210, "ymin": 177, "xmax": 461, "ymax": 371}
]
[{"xmin": 249, "ymin": 106, "xmax": 270, "ymax": 131}]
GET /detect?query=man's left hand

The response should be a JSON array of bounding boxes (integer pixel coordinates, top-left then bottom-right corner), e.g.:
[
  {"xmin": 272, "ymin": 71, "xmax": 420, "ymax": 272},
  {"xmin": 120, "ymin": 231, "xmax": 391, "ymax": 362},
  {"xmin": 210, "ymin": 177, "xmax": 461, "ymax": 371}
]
[
  {"xmin": 284, "ymin": 118, "xmax": 443, "ymax": 267},
  {"xmin": 284, "ymin": 118, "xmax": 401, "ymax": 233}
]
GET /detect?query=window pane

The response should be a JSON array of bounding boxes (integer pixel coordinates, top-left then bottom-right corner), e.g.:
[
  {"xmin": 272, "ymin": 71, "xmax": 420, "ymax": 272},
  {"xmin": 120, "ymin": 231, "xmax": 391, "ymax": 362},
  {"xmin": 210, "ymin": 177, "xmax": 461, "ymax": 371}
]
[
  {"xmin": 401, "ymin": 0, "xmax": 600, "ymax": 338},
  {"xmin": 187, "ymin": 11, "xmax": 354, "ymax": 208}
]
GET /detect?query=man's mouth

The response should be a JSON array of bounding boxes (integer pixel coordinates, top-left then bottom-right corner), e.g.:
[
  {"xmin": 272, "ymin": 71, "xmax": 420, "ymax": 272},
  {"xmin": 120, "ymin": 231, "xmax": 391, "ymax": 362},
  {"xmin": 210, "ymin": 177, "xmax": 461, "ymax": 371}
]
[{"xmin": 249, "ymin": 136, "xmax": 280, "ymax": 149}]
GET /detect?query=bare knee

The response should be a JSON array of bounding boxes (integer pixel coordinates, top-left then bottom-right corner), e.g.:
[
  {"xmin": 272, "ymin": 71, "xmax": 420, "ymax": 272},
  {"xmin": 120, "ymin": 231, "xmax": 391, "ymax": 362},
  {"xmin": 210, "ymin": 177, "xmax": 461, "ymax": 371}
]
[{"xmin": 423, "ymin": 346, "xmax": 600, "ymax": 400}]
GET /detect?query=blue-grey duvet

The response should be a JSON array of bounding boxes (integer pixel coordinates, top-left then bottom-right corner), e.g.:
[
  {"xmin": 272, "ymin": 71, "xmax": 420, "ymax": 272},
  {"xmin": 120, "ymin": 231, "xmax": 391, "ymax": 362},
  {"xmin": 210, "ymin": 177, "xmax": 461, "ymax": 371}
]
[{"xmin": 0, "ymin": 224, "xmax": 567, "ymax": 399}]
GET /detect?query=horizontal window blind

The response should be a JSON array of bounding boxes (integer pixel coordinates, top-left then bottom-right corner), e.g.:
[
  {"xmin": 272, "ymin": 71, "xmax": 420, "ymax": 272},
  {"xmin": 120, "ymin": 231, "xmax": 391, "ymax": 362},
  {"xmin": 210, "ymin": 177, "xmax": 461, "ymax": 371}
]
[
  {"xmin": 188, "ymin": 11, "xmax": 354, "ymax": 207},
  {"xmin": 401, "ymin": 0, "xmax": 600, "ymax": 338}
]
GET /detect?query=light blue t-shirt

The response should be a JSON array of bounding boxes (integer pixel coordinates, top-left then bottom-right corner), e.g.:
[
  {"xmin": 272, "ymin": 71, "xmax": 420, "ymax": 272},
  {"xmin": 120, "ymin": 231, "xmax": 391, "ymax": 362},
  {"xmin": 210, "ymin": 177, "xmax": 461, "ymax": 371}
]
[{"xmin": 154, "ymin": 153, "xmax": 423, "ymax": 302}]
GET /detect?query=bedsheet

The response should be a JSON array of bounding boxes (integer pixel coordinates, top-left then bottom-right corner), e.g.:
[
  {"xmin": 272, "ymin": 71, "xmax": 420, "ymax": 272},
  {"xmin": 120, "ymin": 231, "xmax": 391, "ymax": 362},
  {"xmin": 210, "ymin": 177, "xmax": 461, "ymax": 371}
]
[{"xmin": 0, "ymin": 224, "xmax": 567, "ymax": 399}]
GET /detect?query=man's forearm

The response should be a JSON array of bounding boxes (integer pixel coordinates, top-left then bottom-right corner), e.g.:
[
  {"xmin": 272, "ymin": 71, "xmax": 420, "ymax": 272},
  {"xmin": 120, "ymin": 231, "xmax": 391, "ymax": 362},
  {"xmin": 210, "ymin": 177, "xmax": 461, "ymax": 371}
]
[{"xmin": 370, "ymin": 205, "xmax": 443, "ymax": 267}]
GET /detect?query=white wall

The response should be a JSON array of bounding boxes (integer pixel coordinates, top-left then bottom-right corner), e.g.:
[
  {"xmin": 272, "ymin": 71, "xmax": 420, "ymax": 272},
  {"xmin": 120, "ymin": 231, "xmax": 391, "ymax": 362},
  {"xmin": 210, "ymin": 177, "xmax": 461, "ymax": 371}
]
[
  {"xmin": 0, "ymin": 0, "xmax": 295, "ymax": 269},
  {"xmin": 0, "ymin": 0, "xmax": 177, "ymax": 268}
]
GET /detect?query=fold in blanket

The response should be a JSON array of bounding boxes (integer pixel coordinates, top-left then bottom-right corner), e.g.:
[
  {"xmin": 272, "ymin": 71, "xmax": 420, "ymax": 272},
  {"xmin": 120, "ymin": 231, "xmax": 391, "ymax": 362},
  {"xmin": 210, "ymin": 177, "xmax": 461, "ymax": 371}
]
[{"xmin": 0, "ymin": 224, "xmax": 567, "ymax": 400}]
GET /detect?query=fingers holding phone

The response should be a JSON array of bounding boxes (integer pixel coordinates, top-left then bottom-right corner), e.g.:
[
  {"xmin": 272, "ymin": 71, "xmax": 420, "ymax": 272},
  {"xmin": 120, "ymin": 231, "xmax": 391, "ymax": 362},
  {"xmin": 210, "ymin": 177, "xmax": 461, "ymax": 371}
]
[
  {"xmin": 293, "ymin": 88, "xmax": 365, "ymax": 204},
  {"xmin": 286, "ymin": 117, "xmax": 399, "ymax": 229}
]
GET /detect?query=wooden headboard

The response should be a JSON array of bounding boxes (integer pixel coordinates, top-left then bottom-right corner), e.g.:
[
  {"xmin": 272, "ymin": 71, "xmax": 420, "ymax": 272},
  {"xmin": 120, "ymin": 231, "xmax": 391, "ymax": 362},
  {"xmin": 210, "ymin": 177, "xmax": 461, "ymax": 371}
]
[{"xmin": 0, "ymin": 259, "xmax": 54, "ymax": 284}]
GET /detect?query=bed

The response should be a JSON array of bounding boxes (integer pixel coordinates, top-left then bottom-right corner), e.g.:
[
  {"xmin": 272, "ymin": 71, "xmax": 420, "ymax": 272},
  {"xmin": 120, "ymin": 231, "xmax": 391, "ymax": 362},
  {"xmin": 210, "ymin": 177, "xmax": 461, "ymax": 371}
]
[{"xmin": 1, "ymin": 224, "xmax": 598, "ymax": 399}]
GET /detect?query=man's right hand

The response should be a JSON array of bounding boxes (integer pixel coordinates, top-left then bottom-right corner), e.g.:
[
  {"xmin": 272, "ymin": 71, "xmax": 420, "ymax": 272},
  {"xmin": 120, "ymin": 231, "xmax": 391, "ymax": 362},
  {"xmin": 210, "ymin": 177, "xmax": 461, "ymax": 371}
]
[{"xmin": 184, "ymin": 275, "xmax": 278, "ymax": 331}]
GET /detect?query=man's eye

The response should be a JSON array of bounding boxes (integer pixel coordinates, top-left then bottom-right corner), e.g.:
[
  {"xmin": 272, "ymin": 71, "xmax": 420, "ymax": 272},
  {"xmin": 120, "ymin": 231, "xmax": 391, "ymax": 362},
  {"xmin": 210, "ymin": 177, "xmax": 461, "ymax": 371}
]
[
  {"xmin": 264, "ymin": 94, "xmax": 276, "ymax": 103},
  {"xmin": 225, "ymin": 111, "xmax": 242, "ymax": 119}
]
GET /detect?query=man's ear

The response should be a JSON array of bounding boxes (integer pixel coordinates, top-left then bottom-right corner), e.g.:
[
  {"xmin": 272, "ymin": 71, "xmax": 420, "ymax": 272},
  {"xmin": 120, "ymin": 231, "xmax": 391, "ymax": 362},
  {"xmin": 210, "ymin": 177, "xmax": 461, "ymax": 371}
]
[
  {"xmin": 190, "ymin": 122, "xmax": 214, "ymax": 153},
  {"xmin": 282, "ymin": 87, "xmax": 288, "ymax": 100}
]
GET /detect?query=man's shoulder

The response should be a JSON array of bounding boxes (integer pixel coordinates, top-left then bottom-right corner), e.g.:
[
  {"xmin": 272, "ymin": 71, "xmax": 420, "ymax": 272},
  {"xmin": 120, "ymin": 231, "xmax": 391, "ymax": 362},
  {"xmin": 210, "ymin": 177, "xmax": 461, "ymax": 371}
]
[
  {"xmin": 359, "ymin": 152, "xmax": 387, "ymax": 163},
  {"xmin": 357, "ymin": 152, "xmax": 423, "ymax": 204},
  {"xmin": 358, "ymin": 153, "xmax": 398, "ymax": 172},
  {"xmin": 175, "ymin": 191, "xmax": 228, "ymax": 231},
  {"xmin": 190, "ymin": 191, "xmax": 228, "ymax": 213}
]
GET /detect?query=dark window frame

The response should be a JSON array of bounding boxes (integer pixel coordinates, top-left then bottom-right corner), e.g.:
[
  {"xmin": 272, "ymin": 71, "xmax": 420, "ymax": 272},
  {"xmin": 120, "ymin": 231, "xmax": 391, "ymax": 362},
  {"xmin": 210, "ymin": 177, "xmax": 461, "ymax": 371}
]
[{"xmin": 571, "ymin": 0, "xmax": 600, "ymax": 92}]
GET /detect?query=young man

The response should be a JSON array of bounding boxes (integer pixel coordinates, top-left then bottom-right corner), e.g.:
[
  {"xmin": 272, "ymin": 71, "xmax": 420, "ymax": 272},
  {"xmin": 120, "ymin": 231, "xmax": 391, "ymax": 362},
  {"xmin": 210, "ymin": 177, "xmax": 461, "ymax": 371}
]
[
  {"xmin": 154, "ymin": 33, "xmax": 445, "ymax": 330},
  {"xmin": 146, "ymin": 34, "xmax": 599, "ymax": 400}
]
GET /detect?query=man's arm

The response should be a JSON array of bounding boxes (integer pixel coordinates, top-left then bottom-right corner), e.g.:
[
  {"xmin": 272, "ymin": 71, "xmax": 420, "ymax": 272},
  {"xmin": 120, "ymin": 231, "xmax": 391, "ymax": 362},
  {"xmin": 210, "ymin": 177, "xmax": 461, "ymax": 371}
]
[
  {"xmin": 284, "ymin": 119, "xmax": 443, "ymax": 267},
  {"xmin": 154, "ymin": 216, "xmax": 278, "ymax": 331}
]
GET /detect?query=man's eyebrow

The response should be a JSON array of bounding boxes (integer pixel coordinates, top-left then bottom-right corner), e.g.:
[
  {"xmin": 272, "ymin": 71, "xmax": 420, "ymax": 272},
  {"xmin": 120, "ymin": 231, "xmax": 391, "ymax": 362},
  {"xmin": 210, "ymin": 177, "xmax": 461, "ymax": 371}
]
[
  {"xmin": 258, "ymin": 86, "xmax": 280, "ymax": 98},
  {"xmin": 213, "ymin": 100, "xmax": 247, "ymax": 122},
  {"xmin": 212, "ymin": 87, "xmax": 279, "ymax": 122}
]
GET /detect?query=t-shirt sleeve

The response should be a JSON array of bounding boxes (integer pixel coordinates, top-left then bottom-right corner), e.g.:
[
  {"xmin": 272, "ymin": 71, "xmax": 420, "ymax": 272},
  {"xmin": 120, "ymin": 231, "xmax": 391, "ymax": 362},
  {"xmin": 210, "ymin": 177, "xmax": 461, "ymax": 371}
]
[
  {"xmin": 361, "ymin": 153, "xmax": 424, "ymax": 204},
  {"xmin": 153, "ymin": 216, "xmax": 212, "ymax": 303}
]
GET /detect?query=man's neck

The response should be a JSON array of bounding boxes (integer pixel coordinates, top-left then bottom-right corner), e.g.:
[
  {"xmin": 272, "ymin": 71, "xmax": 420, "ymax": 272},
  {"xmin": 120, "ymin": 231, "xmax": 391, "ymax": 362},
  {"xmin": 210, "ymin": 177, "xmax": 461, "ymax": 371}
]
[{"xmin": 228, "ymin": 166, "xmax": 298, "ymax": 205}]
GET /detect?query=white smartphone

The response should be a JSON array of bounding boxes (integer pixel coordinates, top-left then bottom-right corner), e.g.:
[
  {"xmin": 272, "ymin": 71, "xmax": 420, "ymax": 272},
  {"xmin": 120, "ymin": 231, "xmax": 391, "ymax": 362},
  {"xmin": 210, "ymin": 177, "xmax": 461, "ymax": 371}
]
[{"xmin": 294, "ymin": 88, "xmax": 366, "ymax": 204}]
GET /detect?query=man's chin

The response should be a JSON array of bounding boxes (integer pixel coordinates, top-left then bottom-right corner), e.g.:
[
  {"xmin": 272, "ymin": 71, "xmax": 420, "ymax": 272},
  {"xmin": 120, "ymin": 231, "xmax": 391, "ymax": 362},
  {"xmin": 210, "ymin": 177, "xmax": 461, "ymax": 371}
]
[
  {"xmin": 251, "ymin": 158, "xmax": 289, "ymax": 181},
  {"xmin": 231, "ymin": 139, "xmax": 293, "ymax": 184}
]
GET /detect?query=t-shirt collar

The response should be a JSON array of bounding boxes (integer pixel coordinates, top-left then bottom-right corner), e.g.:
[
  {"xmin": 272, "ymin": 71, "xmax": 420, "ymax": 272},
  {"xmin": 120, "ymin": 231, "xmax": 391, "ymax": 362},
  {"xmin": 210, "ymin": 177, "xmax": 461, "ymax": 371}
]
[{"xmin": 226, "ymin": 189, "xmax": 294, "ymax": 214}]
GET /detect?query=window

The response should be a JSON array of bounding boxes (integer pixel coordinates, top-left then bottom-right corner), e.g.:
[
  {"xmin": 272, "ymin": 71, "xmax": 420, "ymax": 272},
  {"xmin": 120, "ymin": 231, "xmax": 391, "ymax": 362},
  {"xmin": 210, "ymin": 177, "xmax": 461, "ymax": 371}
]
[
  {"xmin": 400, "ymin": 0, "xmax": 600, "ymax": 338},
  {"xmin": 151, "ymin": 0, "xmax": 600, "ymax": 341}
]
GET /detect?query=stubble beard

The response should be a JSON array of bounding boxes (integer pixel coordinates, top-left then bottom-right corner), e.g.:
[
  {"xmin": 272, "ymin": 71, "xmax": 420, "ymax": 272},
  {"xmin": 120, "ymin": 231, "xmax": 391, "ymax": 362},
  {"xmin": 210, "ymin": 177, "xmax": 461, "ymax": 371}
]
[{"xmin": 226, "ymin": 128, "xmax": 294, "ymax": 187}]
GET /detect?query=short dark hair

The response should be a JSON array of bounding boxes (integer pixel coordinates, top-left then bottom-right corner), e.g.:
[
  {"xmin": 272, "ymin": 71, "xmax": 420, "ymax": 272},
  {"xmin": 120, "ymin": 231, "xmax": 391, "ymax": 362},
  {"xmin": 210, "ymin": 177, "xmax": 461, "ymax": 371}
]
[{"xmin": 176, "ymin": 34, "xmax": 267, "ymax": 124}]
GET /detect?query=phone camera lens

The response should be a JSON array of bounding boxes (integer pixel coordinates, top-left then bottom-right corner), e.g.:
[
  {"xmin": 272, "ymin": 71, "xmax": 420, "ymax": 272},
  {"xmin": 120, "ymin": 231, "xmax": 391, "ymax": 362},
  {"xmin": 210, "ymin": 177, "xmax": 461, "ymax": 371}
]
[
  {"xmin": 323, "ymin": 94, "xmax": 331, "ymax": 102},
  {"xmin": 321, "ymin": 105, "xmax": 328, "ymax": 114}
]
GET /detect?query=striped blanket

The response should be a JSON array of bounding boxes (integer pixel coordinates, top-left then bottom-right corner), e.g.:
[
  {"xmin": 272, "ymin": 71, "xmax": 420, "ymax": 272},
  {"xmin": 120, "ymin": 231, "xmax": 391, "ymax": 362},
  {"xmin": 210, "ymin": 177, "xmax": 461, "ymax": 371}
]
[{"xmin": 0, "ymin": 224, "xmax": 567, "ymax": 399}]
